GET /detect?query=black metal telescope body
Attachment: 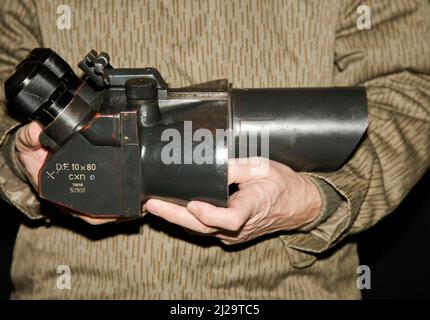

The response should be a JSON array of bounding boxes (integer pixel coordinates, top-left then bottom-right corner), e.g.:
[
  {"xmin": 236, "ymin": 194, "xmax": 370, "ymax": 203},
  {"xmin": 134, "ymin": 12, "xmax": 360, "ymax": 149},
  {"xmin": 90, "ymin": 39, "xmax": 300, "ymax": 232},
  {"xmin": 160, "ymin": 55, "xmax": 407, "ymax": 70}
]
[{"xmin": 4, "ymin": 49, "xmax": 367, "ymax": 218}]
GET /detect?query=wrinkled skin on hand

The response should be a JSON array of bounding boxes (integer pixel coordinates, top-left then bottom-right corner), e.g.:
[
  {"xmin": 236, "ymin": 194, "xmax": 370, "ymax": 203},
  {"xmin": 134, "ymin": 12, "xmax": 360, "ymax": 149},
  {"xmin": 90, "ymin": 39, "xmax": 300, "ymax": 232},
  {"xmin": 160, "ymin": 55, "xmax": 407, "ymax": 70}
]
[{"xmin": 145, "ymin": 158, "xmax": 321, "ymax": 245}]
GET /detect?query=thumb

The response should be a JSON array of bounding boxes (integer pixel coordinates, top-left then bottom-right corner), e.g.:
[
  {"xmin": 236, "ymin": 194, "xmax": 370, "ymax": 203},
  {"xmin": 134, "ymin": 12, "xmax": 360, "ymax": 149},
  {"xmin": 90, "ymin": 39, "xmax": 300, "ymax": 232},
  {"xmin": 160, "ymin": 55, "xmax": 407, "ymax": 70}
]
[
  {"xmin": 16, "ymin": 121, "xmax": 44, "ymax": 152},
  {"xmin": 228, "ymin": 157, "xmax": 270, "ymax": 184}
]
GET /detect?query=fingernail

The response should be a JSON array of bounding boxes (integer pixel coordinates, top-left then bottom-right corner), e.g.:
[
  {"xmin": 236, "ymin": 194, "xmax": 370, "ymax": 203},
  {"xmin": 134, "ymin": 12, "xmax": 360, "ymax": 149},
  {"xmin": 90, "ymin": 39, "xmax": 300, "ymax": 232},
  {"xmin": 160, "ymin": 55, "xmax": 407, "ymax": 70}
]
[
  {"xmin": 147, "ymin": 200, "xmax": 162, "ymax": 214},
  {"xmin": 188, "ymin": 203, "xmax": 199, "ymax": 214}
]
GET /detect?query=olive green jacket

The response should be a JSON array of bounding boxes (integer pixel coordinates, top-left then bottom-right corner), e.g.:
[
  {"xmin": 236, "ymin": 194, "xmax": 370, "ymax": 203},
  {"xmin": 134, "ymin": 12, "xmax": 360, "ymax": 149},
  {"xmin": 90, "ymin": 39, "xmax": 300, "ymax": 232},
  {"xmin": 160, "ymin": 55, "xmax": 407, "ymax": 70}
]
[{"xmin": 0, "ymin": 0, "xmax": 429, "ymax": 299}]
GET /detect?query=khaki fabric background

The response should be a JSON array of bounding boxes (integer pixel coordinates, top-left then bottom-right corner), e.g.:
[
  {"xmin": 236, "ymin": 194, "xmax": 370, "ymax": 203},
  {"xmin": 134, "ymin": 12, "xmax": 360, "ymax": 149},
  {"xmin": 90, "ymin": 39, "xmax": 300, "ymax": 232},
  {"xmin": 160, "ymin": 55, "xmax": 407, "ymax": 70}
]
[{"xmin": 0, "ymin": 0, "xmax": 429, "ymax": 299}]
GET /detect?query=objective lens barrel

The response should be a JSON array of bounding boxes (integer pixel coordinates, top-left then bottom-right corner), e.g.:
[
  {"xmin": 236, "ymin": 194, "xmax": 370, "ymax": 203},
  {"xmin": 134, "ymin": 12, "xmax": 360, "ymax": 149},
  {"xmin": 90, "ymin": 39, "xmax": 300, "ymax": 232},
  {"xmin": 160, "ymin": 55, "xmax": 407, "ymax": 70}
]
[{"xmin": 229, "ymin": 87, "xmax": 368, "ymax": 172}]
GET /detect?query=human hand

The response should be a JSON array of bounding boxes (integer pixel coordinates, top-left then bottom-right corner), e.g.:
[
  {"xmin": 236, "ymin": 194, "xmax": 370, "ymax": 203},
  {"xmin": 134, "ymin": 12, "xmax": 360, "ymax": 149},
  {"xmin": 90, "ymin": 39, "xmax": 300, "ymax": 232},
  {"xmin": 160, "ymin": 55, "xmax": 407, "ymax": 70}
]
[
  {"xmin": 15, "ymin": 121, "xmax": 115, "ymax": 225},
  {"xmin": 145, "ymin": 158, "xmax": 322, "ymax": 244}
]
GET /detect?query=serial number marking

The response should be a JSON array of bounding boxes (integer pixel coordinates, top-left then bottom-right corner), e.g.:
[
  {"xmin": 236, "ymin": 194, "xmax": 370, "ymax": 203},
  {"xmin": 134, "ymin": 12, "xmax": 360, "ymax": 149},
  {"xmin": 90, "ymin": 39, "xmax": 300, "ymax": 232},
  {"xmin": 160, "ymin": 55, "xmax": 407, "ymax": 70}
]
[{"xmin": 69, "ymin": 187, "xmax": 86, "ymax": 193}]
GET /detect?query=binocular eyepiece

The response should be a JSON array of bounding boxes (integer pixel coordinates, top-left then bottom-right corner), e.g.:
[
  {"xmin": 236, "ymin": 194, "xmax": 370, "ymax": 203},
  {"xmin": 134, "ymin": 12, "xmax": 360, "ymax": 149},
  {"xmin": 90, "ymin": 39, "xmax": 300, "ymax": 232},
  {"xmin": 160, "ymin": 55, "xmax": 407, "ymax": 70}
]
[{"xmin": 5, "ymin": 48, "xmax": 95, "ymax": 148}]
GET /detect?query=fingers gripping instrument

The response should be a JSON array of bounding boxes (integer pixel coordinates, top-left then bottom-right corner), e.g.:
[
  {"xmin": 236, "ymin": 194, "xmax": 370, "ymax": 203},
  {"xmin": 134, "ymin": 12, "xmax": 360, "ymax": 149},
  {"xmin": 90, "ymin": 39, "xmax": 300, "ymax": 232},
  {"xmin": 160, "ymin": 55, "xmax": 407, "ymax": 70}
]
[{"xmin": 4, "ymin": 48, "xmax": 368, "ymax": 218}]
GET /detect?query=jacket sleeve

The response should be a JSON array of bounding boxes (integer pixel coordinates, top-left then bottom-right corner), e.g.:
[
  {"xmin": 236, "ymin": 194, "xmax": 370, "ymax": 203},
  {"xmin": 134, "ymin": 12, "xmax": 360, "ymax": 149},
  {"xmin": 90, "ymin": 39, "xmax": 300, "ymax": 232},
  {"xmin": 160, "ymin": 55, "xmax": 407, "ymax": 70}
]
[
  {"xmin": 0, "ymin": 0, "xmax": 45, "ymax": 219},
  {"xmin": 280, "ymin": 0, "xmax": 430, "ymax": 257}
]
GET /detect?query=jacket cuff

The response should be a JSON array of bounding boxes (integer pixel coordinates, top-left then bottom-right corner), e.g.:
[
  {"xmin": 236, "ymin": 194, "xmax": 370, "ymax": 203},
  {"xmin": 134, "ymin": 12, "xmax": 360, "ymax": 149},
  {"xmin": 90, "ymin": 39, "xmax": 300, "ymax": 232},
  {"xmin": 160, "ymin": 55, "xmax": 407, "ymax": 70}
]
[
  {"xmin": 299, "ymin": 175, "xmax": 343, "ymax": 232},
  {"xmin": 0, "ymin": 127, "xmax": 45, "ymax": 220},
  {"xmin": 278, "ymin": 174, "xmax": 349, "ymax": 267},
  {"xmin": 3, "ymin": 128, "xmax": 27, "ymax": 182}
]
